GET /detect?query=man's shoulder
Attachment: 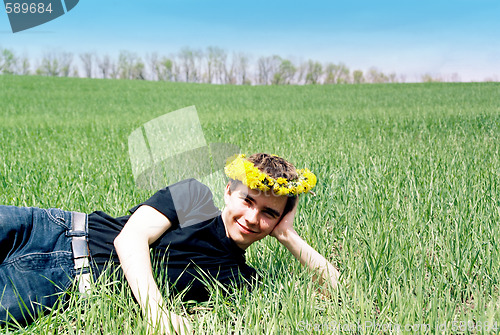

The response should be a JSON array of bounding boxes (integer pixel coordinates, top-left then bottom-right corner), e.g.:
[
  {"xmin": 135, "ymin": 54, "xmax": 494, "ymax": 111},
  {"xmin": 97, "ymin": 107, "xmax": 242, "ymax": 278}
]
[
  {"xmin": 169, "ymin": 178, "xmax": 210, "ymax": 191},
  {"xmin": 167, "ymin": 179, "xmax": 220, "ymax": 227},
  {"xmin": 167, "ymin": 178, "xmax": 213, "ymax": 202}
]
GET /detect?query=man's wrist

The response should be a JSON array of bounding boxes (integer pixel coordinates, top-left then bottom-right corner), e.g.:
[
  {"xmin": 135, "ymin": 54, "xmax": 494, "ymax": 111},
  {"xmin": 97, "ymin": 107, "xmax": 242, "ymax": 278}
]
[{"xmin": 274, "ymin": 228, "xmax": 298, "ymax": 245}]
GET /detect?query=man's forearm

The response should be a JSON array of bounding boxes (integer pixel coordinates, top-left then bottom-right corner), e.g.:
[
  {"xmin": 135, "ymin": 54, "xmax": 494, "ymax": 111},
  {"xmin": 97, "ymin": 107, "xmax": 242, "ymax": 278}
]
[
  {"xmin": 113, "ymin": 205, "xmax": 192, "ymax": 334},
  {"xmin": 114, "ymin": 233, "xmax": 192, "ymax": 334},
  {"xmin": 114, "ymin": 233, "xmax": 165, "ymax": 316},
  {"xmin": 276, "ymin": 228, "xmax": 340, "ymax": 289}
]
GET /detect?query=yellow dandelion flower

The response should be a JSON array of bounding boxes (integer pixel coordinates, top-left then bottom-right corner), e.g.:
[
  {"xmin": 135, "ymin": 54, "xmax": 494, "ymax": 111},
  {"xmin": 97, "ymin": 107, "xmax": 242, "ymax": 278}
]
[
  {"xmin": 246, "ymin": 170, "xmax": 259, "ymax": 181},
  {"xmin": 225, "ymin": 154, "xmax": 317, "ymax": 196},
  {"xmin": 295, "ymin": 184, "xmax": 305, "ymax": 195},
  {"xmin": 276, "ymin": 177, "xmax": 287, "ymax": 185},
  {"xmin": 276, "ymin": 187, "xmax": 290, "ymax": 196},
  {"xmin": 303, "ymin": 182, "xmax": 311, "ymax": 193},
  {"xmin": 266, "ymin": 177, "xmax": 274, "ymax": 187},
  {"xmin": 304, "ymin": 169, "xmax": 317, "ymax": 186},
  {"xmin": 248, "ymin": 178, "xmax": 261, "ymax": 189},
  {"xmin": 258, "ymin": 183, "xmax": 270, "ymax": 192}
]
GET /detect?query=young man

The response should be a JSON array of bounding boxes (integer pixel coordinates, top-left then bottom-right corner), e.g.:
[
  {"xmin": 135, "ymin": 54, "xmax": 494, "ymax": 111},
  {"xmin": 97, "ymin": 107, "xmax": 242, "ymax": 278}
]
[{"xmin": 0, "ymin": 153, "xmax": 339, "ymax": 334}]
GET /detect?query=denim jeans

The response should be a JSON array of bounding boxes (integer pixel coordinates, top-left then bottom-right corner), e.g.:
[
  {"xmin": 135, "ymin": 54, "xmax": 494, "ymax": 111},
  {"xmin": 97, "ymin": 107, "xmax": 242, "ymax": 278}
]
[{"xmin": 0, "ymin": 206, "xmax": 76, "ymax": 325}]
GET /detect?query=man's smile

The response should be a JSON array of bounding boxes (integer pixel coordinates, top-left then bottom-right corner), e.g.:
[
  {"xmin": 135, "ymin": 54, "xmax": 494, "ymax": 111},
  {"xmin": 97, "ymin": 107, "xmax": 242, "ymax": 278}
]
[{"xmin": 236, "ymin": 219, "xmax": 258, "ymax": 234}]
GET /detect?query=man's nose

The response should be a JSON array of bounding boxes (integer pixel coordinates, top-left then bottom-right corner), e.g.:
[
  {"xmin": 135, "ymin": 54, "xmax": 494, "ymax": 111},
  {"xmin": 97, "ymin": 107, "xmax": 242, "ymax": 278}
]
[{"xmin": 244, "ymin": 207, "xmax": 259, "ymax": 225}]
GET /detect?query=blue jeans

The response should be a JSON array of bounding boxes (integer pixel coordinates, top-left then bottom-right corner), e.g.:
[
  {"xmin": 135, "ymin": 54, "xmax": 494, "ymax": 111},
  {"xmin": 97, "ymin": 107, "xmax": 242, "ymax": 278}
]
[{"xmin": 0, "ymin": 206, "xmax": 76, "ymax": 325}]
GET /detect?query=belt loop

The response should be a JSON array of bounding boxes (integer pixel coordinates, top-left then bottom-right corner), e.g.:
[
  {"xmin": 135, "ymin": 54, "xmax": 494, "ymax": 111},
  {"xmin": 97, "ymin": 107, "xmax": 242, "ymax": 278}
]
[{"xmin": 70, "ymin": 211, "xmax": 92, "ymax": 294}]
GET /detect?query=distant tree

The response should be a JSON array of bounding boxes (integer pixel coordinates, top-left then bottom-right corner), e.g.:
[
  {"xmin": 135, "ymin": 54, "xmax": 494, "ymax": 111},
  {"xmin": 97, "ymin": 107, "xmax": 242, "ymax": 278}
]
[
  {"xmin": 324, "ymin": 63, "xmax": 336, "ymax": 84},
  {"xmin": 367, "ymin": 67, "xmax": 390, "ymax": 83},
  {"xmin": 232, "ymin": 52, "xmax": 250, "ymax": 85},
  {"xmin": 147, "ymin": 52, "xmax": 175, "ymax": 81},
  {"xmin": 178, "ymin": 47, "xmax": 191, "ymax": 82},
  {"xmin": 212, "ymin": 47, "xmax": 228, "ymax": 84},
  {"xmin": 71, "ymin": 67, "xmax": 80, "ymax": 77},
  {"xmin": 206, "ymin": 46, "xmax": 227, "ymax": 83},
  {"xmin": 257, "ymin": 55, "xmax": 281, "ymax": 85},
  {"xmin": 0, "ymin": 48, "xmax": 18, "ymax": 75},
  {"xmin": 388, "ymin": 73, "xmax": 398, "ymax": 83},
  {"xmin": 257, "ymin": 56, "xmax": 271, "ymax": 85},
  {"xmin": 421, "ymin": 73, "xmax": 442, "ymax": 83},
  {"xmin": 147, "ymin": 52, "xmax": 158, "ymax": 81},
  {"xmin": 109, "ymin": 62, "xmax": 119, "ymax": 79},
  {"xmin": 132, "ymin": 59, "xmax": 146, "ymax": 80},
  {"xmin": 97, "ymin": 54, "xmax": 113, "ymax": 79},
  {"xmin": 352, "ymin": 70, "xmax": 364, "ymax": 84},
  {"xmin": 324, "ymin": 62, "xmax": 350, "ymax": 84},
  {"xmin": 19, "ymin": 56, "xmax": 30, "ymax": 75},
  {"xmin": 421, "ymin": 74, "xmax": 433, "ymax": 82},
  {"xmin": 305, "ymin": 60, "xmax": 322, "ymax": 84},
  {"xmin": 483, "ymin": 75, "xmax": 499, "ymax": 82},
  {"xmin": 205, "ymin": 47, "xmax": 214, "ymax": 83},
  {"xmin": 225, "ymin": 56, "xmax": 237, "ymax": 85},
  {"xmin": 272, "ymin": 58, "xmax": 296, "ymax": 85},
  {"xmin": 195, "ymin": 50, "xmax": 204, "ymax": 83},
  {"xmin": 117, "ymin": 51, "xmax": 130, "ymax": 79},
  {"xmin": 80, "ymin": 52, "xmax": 94, "ymax": 78},
  {"xmin": 117, "ymin": 51, "xmax": 145, "ymax": 80},
  {"xmin": 59, "ymin": 52, "xmax": 73, "ymax": 77},
  {"xmin": 157, "ymin": 57, "xmax": 177, "ymax": 81},
  {"xmin": 178, "ymin": 47, "xmax": 202, "ymax": 82},
  {"xmin": 37, "ymin": 52, "xmax": 61, "ymax": 76},
  {"xmin": 295, "ymin": 61, "xmax": 308, "ymax": 85}
]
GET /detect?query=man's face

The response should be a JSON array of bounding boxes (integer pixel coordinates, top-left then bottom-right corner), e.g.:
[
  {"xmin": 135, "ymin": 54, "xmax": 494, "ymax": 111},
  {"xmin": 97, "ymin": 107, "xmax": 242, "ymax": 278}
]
[{"xmin": 221, "ymin": 182, "xmax": 287, "ymax": 250}]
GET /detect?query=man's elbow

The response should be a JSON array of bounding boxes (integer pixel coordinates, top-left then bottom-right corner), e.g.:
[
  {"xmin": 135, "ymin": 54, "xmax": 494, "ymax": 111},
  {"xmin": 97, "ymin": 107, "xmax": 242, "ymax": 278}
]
[
  {"xmin": 114, "ymin": 230, "xmax": 149, "ymax": 255},
  {"xmin": 113, "ymin": 232, "xmax": 127, "ymax": 254}
]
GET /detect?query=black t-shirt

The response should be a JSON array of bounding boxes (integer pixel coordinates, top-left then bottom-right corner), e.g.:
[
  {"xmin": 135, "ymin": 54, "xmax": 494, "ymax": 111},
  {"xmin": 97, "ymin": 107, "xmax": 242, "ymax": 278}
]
[{"xmin": 87, "ymin": 179, "xmax": 257, "ymax": 301}]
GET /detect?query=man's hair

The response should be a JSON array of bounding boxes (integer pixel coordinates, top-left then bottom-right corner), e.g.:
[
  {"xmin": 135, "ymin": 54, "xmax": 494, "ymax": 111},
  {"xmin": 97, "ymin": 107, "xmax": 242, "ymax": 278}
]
[{"xmin": 228, "ymin": 153, "xmax": 299, "ymax": 217}]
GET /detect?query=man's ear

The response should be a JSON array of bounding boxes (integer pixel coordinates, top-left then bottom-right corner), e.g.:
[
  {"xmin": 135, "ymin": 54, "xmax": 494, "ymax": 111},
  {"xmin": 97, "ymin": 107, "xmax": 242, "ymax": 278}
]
[{"xmin": 224, "ymin": 182, "xmax": 232, "ymax": 205}]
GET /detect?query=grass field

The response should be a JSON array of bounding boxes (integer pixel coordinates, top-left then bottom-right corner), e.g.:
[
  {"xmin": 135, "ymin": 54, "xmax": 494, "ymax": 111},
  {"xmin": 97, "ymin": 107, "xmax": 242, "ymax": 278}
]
[{"xmin": 0, "ymin": 75, "xmax": 499, "ymax": 334}]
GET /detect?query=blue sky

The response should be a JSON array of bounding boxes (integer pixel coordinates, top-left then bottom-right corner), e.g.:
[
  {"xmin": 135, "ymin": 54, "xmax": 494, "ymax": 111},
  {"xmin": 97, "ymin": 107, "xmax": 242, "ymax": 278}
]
[{"xmin": 1, "ymin": 0, "xmax": 499, "ymax": 81}]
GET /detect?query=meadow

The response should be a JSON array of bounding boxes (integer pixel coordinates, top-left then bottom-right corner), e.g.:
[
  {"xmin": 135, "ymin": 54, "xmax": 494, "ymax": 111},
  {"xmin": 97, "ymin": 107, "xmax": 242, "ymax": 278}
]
[{"xmin": 0, "ymin": 75, "xmax": 499, "ymax": 334}]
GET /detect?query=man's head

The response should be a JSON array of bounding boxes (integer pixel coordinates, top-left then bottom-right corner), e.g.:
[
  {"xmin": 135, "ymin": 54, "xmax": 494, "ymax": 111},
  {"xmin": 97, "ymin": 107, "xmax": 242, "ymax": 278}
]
[
  {"xmin": 228, "ymin": 153, "xmax": 299, "ymax": 217},
  {"xmin": 222, "ymin": 153, "xmax": 300, "ymax": 249}
]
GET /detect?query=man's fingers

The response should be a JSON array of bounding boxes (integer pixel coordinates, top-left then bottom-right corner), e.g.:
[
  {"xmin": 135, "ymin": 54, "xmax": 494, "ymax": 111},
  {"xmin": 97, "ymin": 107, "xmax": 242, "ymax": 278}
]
[{"xmin": 169, "ymin": 314, "xmax": 193, "ymax": 335}]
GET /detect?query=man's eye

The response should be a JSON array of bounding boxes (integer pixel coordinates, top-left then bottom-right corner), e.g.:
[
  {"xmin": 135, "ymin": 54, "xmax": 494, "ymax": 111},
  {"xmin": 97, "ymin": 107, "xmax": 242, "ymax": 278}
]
[{"xmin": 264, "ymin": 211, "xmax": 276, "ymax": 218}]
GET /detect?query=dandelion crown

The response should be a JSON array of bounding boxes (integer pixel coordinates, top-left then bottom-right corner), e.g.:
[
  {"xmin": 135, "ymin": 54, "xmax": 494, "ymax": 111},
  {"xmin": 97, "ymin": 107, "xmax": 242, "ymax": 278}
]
[{"xmin": 224, "ymin": 154, "xmax": 317, "ymax": 196}]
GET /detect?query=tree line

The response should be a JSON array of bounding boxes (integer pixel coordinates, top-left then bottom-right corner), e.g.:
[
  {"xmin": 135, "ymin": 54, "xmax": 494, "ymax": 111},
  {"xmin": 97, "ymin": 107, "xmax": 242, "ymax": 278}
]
[{"xmin": 0, "ymin": 46, "xmax": 483, "ymax": 84}]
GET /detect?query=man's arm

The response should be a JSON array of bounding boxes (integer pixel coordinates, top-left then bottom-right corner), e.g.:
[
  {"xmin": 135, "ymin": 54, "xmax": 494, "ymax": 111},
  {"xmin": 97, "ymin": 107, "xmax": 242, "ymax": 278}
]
[
  {"xmin": 271, "ymin": 202, "xmax": 340, "ymax": 290},
  {"xmin": 113, "ymin": 205, "xmax": 192, "ymax": 334}
]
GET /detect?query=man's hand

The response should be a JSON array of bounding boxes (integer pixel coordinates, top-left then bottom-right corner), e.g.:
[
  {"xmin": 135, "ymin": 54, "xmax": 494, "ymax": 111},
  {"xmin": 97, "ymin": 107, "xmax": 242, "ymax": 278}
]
[
  {"xmin": 270, "ymin": 197, "xmax": 299, "ymax": 241},
  {"xmin": 166, "ymin": 313, "xmax": 193, "ymax": 335},
  {"xmin": 147, "ymin": 311, "xmax": 192, "ymax": 335}
]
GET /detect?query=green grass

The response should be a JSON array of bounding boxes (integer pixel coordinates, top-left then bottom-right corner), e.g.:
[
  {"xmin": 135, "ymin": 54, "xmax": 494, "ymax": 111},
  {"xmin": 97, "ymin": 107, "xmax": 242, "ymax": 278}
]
[{"xmin": 1, "ymin": 75, "xmax": 499, "ymax": 334}]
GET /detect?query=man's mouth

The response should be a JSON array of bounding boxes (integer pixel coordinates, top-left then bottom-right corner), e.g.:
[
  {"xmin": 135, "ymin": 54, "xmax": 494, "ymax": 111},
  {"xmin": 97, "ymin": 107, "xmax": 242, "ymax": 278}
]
[{"xmin": 236, "ymin": 220, "xmax": 258, "ymax": 234}]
